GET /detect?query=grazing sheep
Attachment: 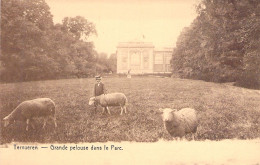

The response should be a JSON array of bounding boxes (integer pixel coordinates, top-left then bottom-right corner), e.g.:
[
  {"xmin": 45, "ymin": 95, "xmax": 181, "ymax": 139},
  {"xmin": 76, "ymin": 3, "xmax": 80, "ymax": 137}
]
[
  {"xmin": 3, "ymin": 98, "xmax": 57, "ymax": 131},
  {"xmin": 89, "ymin": 93, "xmax": 128, "ymax": 115},
  {"xmin": 159, "ymin": 108, "xmax": 198, "ymax": 139}
]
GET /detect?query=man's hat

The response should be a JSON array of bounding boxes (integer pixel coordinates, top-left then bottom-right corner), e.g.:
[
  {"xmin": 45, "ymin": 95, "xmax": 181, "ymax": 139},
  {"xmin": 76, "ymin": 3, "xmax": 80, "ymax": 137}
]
[{"xmin": 95, "ymin": 75, "xmax": 101, "ymax": 80}]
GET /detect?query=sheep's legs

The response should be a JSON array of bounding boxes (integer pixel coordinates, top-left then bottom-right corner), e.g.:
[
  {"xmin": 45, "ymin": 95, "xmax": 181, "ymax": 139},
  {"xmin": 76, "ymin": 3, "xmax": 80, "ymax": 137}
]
[
  {"xmin": 42, "ymin": 116, "xmax": 57, "ymax": 129},
  {"xmin": 51, "ymin": 116, "xmax": 57, "ymax": 128},
  {"xmin": 124, "ymin": 106, "xmax": 127, "ymax": 114},
  {"xmin": 120, "ymin": 106, "xmax": 127, "ymax": 115},
  {"xmin": 26, "ymin": 119, "xmax": 36, "ymax": 131},
  {"xmin": 106, "ymin": 107, "xmax": 111, "ymax": 115},
  {"xmin": 102, "ymin": 108, "xmax": 106, "ymax": 114},
  {"xmin": 102, "ymin": 107, "xmax": 111, "ymax": 115},
  {"xmin": 26, "ymin": 119, "xmax": 30, "ymax": 131},
  {"xmin": 42, "ymin": 118, "xmax": 47, "ymax": 129},
  {"xmin": 120, "ymin": 107, "xmax": 123, "ymax": 115},
  {"xmin": 30, "ymin": 119, "xmax": 36, "ymax": 129}
]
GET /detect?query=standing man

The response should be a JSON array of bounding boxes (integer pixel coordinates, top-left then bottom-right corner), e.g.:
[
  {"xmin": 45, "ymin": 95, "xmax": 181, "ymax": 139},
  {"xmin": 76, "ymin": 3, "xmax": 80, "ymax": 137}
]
[
  {"xmin": 127, "ymin": 69, "xmax": 131, "ymax": 78},
  {"xmin": 93, "ymin": 75, "xmax": 107, "ymax": 113}
]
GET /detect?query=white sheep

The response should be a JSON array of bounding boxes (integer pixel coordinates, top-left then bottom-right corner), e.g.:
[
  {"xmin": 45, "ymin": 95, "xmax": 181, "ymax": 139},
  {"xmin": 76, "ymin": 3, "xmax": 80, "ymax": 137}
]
[
  {"xmin": 159, "ymin": 108, "xmax": 198, "ymax": 139},
  {"xmin": 89, "ymin": 93, "xmax": 128, "ymax": 115},
  {"xmin": 3, "ymin": 98, "xmax": 57, "ymax": 131}
]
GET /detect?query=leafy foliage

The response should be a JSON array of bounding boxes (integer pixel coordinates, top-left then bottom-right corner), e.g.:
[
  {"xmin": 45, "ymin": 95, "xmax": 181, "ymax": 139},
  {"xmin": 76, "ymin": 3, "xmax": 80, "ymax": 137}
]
[
  {"xmin": 95, "ymin": 53, "xmax": 117, "ymax": 74},
  {"xmin": 108, "ymin": 53, "xmax": 117, "ymax": 73},
  {"xmin": 171, "ymin": 0, "xmax": 260, "ymax": 89},
  {"xmin": 62, "ymin": 16, "xmax": 97, "ymax": 40},
  {"xmin": 1, "ymin": 0, "xmax": 97, "ymax": 82}
]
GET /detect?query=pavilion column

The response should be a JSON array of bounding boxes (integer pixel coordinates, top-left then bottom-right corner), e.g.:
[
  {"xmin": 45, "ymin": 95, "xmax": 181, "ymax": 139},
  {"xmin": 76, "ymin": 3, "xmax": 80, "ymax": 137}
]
[{"xmin": 140, "ymin": 49, "xmax": 143, "ymax": 70}]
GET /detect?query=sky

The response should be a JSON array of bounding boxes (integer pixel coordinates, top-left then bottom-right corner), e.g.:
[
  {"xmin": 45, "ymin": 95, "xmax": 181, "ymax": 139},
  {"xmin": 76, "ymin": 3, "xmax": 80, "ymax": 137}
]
[{"xmin": 45, "ymin": 0, "xmax": 199, "ymax": 55}]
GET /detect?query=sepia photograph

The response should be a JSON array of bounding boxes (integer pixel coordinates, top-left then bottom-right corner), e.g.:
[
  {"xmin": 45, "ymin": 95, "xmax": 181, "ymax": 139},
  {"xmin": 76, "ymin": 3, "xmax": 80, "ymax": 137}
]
[{"xmin": 0, "ymin": 0, "xmax": 260, "ymax": 164}]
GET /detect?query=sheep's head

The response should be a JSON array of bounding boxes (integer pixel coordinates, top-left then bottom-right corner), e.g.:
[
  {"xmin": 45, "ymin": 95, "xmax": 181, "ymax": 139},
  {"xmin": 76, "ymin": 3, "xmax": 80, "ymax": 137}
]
[
  {"xmin": 159, "ymin": 108, "xmax": 177, "ymax": 122},
  {"xmin": 89, "ymin": 97, "xmax": 96, "ymax": 105},
  {"xmin": 3, "ymin": 116, "xmax": 13, "ymax": 127}
]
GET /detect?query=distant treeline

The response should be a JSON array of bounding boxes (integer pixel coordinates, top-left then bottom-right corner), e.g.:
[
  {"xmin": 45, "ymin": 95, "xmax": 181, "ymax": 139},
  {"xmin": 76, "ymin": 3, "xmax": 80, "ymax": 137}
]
[
  {"xmin": 171, "ymin": 0, "xmax": 260, "ymax": 89},
  {"xmin": 1, "ymin": 0, "xmax": 116, "ymax": 82}
]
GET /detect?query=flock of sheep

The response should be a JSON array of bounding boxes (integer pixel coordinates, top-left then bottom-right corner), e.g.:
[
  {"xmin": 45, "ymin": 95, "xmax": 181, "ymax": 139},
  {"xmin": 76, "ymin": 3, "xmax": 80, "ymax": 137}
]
[{"xmin": 3, "ymin": 92, "xmax": 199, "ymax": 140}]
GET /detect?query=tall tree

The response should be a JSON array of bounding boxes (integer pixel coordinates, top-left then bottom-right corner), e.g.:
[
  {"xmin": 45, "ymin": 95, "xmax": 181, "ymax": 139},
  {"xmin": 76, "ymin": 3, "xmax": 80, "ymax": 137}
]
[
  {"xmin": 1, "ymin": 0, "xmax": 97, "ymax": 81},
  {"xmin": 172, "ymin": 0, "xmax": 260, "ymax": 88},
  {"xmin": 62, "ymin": 16, "xmax": 97, "ymax": 40},
  {"xmin": 1, "ymin": 0, "xmax": 55, "ymax": 81}
]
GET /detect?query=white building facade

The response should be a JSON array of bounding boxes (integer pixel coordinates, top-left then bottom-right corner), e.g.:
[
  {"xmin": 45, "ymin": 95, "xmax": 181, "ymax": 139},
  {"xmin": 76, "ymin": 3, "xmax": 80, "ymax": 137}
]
[{"xmin": 117, "ymin": 41, "xmax": 173, "ymax": 74}]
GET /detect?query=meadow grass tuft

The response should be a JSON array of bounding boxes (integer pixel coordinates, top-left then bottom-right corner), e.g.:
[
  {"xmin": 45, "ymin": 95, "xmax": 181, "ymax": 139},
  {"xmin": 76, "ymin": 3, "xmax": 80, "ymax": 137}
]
[{"xmin": 0, "ymin": 77, "xmax": 260, "ymax": 143}]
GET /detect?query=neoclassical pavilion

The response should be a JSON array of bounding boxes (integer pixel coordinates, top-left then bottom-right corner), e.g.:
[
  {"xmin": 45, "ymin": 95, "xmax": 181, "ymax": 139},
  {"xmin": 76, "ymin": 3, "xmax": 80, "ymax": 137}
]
[{"xmin": 116, "ymin": 41, "xmax": 172, "ymax": 74}]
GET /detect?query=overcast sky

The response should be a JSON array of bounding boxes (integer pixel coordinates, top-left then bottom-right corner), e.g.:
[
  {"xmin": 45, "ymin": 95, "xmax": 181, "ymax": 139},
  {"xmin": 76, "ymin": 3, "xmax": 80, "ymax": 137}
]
[{"xmin": 46, "ymin": 0, "xmax": 199, "ymax": 55}]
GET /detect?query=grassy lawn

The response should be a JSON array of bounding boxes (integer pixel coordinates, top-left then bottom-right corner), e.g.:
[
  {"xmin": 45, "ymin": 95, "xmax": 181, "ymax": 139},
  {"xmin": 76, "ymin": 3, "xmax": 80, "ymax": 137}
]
[{"xmin": 0, "ymin": 77, "xmax": 260, "ymax": 143}]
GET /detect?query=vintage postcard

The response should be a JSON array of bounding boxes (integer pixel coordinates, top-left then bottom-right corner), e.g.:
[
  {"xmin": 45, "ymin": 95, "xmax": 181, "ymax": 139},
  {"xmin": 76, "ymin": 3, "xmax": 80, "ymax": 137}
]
[{"xmin": 1, "ymin": 0, "xmax": 260, "ymax": 164}]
